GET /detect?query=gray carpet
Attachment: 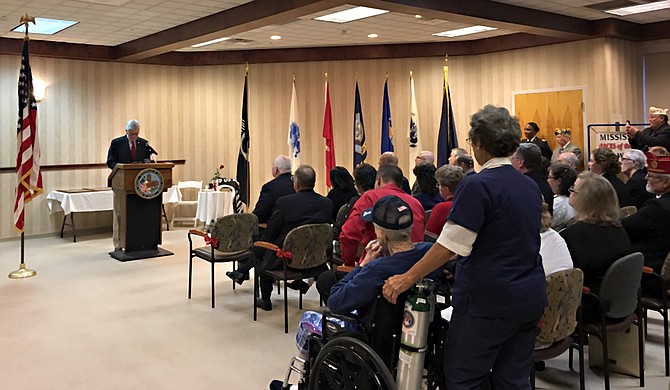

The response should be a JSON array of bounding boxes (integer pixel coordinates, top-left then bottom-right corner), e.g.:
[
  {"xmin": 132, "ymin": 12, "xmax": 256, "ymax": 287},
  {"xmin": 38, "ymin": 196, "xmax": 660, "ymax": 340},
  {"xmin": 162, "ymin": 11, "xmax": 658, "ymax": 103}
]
[{"xmin": 0, "ymin": 227, "xmax": 668, "ymax": 389}]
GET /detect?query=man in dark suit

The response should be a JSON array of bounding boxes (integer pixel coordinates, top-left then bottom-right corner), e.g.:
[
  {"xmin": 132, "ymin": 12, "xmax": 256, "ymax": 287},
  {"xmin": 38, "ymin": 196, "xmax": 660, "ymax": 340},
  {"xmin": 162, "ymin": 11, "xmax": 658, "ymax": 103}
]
[
  {"xmin": 106, "ymin": 119, "xmax": 154, "ymax": 169},
  {"xmin": 227, "ymin": 164, "xmax": 332, "ymax": 310},
  {"xmin": 252, "ymin": 155, "xmax": 295, "ymax": 224},
  {"xmin": 626, "ymin": 106, "xmax": 670, "ymax": 152},
  {"xmin": 106, "ymin": 119, "xmax": 155, "ymax": 250},
  {"xmin": 522, "ymin": 122, "xmax": 552, "ymax": 160},
  {"xmin": 512, "ymin": 143, "xmax": 554, "ymax": 214},
  {"xmin": 622, "ymin": 152, "xmax": 670, "ymax": 274}
]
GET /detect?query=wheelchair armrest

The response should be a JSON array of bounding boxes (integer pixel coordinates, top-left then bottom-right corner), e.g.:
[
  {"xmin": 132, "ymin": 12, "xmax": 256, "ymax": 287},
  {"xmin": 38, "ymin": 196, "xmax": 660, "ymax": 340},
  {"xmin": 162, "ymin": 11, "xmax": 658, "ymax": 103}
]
[{"xmin": 321, "ymin": 309, "xmax": 368, "ymax": 340}]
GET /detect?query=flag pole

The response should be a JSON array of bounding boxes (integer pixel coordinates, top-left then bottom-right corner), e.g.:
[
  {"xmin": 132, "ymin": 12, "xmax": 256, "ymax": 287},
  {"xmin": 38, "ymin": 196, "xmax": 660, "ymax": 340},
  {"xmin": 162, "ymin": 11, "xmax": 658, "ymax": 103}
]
[{"xmin": 10, "ymin": 14, "xmax": 37, "ymax": 280}]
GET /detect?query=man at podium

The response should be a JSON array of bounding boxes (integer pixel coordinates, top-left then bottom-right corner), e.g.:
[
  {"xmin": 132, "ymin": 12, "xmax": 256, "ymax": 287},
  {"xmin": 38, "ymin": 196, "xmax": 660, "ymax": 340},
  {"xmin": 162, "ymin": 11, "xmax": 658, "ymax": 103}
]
[{"xmin": 107, "ymin": 119, "xmax": 154, "ymax": 250}]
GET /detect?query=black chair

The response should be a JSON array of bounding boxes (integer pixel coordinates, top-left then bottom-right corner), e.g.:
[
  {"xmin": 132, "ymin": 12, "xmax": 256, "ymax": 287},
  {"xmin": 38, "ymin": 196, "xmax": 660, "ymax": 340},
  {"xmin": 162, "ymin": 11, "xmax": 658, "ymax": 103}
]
[
  {"xmin": 575, "ymin": 252, "xmax": 645, "ymax": 390},
  {"xmin": 187, "ymin": 213, "xmax": 258, "ymax": 308},
  {"xmin": 640, "ymin": 251, "xmax": 670, "ymax": 377},
  {"xmin": 253, "ymin": 223, "xmax": 332, "ymax": 333}
]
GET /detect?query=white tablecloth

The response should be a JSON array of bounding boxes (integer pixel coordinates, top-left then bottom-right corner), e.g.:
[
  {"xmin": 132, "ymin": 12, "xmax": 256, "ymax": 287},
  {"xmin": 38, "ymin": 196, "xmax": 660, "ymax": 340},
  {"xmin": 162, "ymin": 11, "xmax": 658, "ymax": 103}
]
[
  {"xmin": 46, "ymin": 190, "xmax": 114, "ymax": 215},
  {"xmin": 163, "ymin": 185, "xmax": 180, "ymax": 204},
  {"xmin": 195, "ymin": 190, "xmax": 234, "ymax": 224}
]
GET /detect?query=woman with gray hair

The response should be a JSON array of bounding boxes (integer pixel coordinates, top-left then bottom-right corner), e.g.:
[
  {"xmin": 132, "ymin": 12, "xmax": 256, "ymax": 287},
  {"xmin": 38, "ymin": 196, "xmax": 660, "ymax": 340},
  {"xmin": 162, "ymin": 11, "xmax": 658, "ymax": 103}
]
[
  {"xmin": 425, "ymin": 164, "xmax": 464, "ymax": 239},
  {"xmin": 621, "ymin": 149, "xmax": 653, "ymax": 209},
  {"xmin": 384, "ymin": 104, "xmax": 547, "ymax": 389}
]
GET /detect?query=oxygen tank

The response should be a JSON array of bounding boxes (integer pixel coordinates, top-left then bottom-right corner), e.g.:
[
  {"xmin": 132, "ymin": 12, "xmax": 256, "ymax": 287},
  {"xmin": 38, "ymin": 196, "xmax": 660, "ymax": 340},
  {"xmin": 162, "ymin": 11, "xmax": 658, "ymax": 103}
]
[{"xmin": 396, "ymin": 279, "xmax": 434, "ymax": 389}]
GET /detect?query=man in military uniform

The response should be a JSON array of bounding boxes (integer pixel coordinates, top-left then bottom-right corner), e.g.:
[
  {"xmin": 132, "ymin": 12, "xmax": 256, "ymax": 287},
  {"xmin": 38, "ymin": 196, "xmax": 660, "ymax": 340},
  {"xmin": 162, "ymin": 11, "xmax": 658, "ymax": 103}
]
[{"xmin": 521, "ymin": 122, "xmax": 552, "ymax": 160}]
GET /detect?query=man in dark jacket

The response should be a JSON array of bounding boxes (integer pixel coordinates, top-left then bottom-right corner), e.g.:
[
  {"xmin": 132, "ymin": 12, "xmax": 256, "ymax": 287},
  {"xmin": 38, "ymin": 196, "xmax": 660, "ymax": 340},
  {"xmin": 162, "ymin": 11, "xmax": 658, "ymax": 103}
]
[
  {"xmin": 521, "ymin": 122, "xmax": 552, "ymax": 160},
  {"xmin": 228, "ymin": 165, "xmax": 332, "ymax": 310},
  {"xmin": 626, "ymin": 106, "xmax": 670, "ymax": 152},
  {"xmin": 512, "ymin": 143, "xmax": 554, "ymax": 214},
  {"xmin": 252, "ymin": 155, "xmax": 295, "ymax": 224}
]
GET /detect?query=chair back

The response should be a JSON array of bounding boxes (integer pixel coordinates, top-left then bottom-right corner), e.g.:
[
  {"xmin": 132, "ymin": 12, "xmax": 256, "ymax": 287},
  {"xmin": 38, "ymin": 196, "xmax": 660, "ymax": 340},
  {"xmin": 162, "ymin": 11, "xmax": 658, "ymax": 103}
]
[
  {"xmin": 210, "ymin": 213, "xmax": 258, "ymax": 252},
  {"xmin": 283, "ymin": 223, "xmax": 332, "ymax": 269},
  {"xmin": 619, "ymin": 205, "xmax": 637, "ymax": 219},
  {"xmin": 599, "ymin": 252, "xmax": 644, "ymax": 318},
  {"xmin": 177, "ymin": 180, "xmax": 202, "ymax": 201},
  {"xmin": 661, "ymin": 250, "xmax": 670, "ymax": 283},
  {"xmin": 536, "ymin": 268, "xmax": 584, "ymax": 345}
]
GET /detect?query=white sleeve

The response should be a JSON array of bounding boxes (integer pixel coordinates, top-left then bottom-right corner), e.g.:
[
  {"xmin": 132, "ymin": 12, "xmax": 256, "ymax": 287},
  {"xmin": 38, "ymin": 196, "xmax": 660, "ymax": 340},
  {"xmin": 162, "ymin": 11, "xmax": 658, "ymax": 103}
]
[{"xmin": 435, "ymin": 220, "xmax": 478, "ymax": 257}]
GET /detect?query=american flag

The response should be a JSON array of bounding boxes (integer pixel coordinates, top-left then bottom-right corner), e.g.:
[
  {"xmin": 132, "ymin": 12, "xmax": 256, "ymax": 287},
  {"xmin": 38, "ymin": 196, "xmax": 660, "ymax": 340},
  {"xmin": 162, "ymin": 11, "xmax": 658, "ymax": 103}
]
[{"xmin": 14, "ymin": 39, "xmax": 43, "ymax": 232}]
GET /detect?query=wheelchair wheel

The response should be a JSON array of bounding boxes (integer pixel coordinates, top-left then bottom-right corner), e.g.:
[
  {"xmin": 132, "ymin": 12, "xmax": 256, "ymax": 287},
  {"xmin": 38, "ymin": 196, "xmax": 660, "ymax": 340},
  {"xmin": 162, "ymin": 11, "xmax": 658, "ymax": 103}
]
[{"xmin": 308, "ymin": 336, "xmax": 396, "ymax": 390}]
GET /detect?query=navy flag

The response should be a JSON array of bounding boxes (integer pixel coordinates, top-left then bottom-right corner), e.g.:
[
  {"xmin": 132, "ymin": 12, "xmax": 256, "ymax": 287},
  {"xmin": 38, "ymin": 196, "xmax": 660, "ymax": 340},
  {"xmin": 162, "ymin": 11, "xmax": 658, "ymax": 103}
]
[
  {"xmin": 381, "ymin": 79, "xmax": 394, "ymax": 153},
  {"xmin": 236, "ymin": 73, "xmax": 250, "ymax": 205},
  {"xmin": 437, "ymin": 85, "xmax": 458, "ymax": 167},
  {"xmin": 353, "ymin": 81, "xmax": 367, "ymax": 166}
]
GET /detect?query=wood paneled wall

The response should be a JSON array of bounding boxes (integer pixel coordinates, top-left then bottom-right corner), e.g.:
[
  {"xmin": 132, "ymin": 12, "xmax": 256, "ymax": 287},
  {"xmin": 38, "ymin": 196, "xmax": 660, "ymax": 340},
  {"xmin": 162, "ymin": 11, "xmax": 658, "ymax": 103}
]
[{"xmin": 0, "ymin": 37, "xmax": 644, "ymax": 240}]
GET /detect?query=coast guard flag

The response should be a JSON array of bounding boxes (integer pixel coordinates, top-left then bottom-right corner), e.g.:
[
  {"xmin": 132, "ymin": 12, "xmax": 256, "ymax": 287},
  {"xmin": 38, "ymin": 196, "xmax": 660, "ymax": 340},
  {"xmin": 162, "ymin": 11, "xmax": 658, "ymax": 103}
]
[
  {"xmin": 288, "ymin": 80, "xmax": 301, "ymax": 170},
  {"xmin": 14, "ymin": 38, "xmax": 43, "ymax": 232},
  {"xmin": 381, "ymin": 80, "xmax": 394, "ymax": 153},
  {"xmin": 353, "ymin": 81, "xmax": 367, "ymax": 166},
  {"xmin": 408, "ymin": 73, "xmax": 422, "ymax": 170},
  {"xmin": 437, "ymin": 85, "xmax": 458, "ymax": 167},
  {"xmin": 323, "ymin": 80, "xmax": 335, "ymax": 187},
  {"xmin": 236, "ymin": 73, "xmax": 250, "ymax": 205}
]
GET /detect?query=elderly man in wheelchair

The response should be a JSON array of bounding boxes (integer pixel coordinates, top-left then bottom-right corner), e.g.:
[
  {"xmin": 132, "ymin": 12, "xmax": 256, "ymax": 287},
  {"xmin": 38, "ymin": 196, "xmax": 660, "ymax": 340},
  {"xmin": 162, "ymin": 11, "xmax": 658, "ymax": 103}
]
[{"xmin": 270, "ymin": 195, "xmax": 446, "ymax": 390}]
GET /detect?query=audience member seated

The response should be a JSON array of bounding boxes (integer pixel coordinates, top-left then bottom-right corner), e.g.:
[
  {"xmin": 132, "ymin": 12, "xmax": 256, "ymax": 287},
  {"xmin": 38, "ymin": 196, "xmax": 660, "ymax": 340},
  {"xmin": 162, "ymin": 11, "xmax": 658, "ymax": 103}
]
[
  {"xmin": 547, "ymin": 162, "xmax": 577, "ymax": 231},
  {"xmin": 512, "ymin": 143, "xmax": 554, "ymax": 213},
  {"xmin": 425, "ymin": 165, "xmax": 464, "ymax": 240},
  {"xmin": 455, "ymin": 154, "xmax": 476, "ymax": 176},
  {"xmin": 411, "ymin": 150, "xmax": 435, "ymax": 194},
  {"xmin": 622, "ymin": 152, "xmax": 670, "ymax": 274},
  {"xmin": 589, "ymin": 147, "xmax": 629, "ymax": 207},
  {"xmin": 621, "ymin": 149, "xmax": 653, "ymax": 210},
  {"xmin": 539, "ymin": 203, "xmax": 573, "ymax": 275},
  {"xmin": 252, "ymin": 155, "xmax": 295, "ymax": 225},
  {"xmin": 551, "ymin": 128, "xmax": 582, "ymax": 163},
  {"xmin": 412, "ymin": 164, "xmax": 443, "ymax": 211},
  {"xmin": 333, "ymin": 163, "xmax": 376, "ymax": 237},
  {"xmin": 227, "ymin": 165, "xmax": 332, "ymax": 310},
  {"xmin": 557, "ymin": 151, "xmax": 580, "ymax": 170},
  {"xmin": 326, "ymin": 166, "xmax": 357, "ymax": 223},
  {"xmin": 379, "ymin": 152, "xmax": 411, "ymax": 194},
  {"xmin": 560, "ymin": 172, "xmax": 631, "ymax": 321},
  {"xmin": 317, "ymin": 165, "xmax": 425, "ymax": 301}
]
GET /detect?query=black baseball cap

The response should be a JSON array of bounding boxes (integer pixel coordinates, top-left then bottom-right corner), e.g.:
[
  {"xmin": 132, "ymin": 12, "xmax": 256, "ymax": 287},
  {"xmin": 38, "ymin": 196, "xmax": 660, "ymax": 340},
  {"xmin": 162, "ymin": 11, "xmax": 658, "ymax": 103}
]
[{"xmin": 361, "ymin": 195, "xmax": 413, "ymax": 230}]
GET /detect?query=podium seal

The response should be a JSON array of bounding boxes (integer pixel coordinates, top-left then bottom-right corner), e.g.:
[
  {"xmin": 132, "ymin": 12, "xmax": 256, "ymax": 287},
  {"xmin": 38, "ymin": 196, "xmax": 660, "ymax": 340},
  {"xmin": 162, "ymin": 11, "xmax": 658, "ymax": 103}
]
[{"xmin": 134, "ymin": 168, "xmax": 164, "ymax": 199}]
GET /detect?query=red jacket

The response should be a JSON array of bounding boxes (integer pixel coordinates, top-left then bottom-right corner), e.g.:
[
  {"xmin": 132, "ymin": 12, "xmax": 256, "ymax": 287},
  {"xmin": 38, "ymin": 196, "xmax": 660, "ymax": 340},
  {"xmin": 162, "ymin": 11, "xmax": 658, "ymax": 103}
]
[{"xmin": 339, "ymin": 183, "xmax": 425, "ymax": 266}]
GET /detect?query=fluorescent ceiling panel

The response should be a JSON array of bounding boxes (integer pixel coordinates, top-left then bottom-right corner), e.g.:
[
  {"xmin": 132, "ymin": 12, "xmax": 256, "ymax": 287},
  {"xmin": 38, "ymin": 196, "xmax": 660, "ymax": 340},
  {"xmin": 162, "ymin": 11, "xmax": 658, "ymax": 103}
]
[
  {"xmin": 433, "ymin": 25, "xmax": 497, "ymax": 38},
  {"xmin": 314, "ymin": 6, "xmax": 389, "ymax": 23},
  {"xmin": 605, "ymin": 0, "xmax": 670, "ymax": 16},
  {"xmin": 191, "ymin": 37, "xmax": 230, "ymax": 48},
  {"xmin": 12, "ymin": 18, "xmax": 78, "ymax": 35}
]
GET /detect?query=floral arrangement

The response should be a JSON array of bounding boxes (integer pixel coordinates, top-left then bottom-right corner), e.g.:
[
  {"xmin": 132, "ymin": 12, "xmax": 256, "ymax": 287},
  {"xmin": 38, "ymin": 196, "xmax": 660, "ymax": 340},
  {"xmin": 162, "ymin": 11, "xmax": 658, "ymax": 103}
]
[{"xmin": 211, "ymin": 164, "xmax": 225, "ymax": 189}]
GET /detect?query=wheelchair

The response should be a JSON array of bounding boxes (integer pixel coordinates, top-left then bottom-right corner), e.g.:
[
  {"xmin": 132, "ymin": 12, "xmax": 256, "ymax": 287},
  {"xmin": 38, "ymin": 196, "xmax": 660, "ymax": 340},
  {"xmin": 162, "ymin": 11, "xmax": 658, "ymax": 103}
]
[{"xmin": 276, "ymin": 282, "xmax": 451, "ymax": 390}]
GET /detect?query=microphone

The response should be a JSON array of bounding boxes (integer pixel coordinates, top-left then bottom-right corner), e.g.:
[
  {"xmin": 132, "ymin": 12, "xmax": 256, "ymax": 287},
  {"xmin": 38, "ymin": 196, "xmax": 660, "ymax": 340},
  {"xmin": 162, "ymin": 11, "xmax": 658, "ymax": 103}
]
[{"xmin": 145, "ymin": 142, "xmax": 158, "ymax": 156}]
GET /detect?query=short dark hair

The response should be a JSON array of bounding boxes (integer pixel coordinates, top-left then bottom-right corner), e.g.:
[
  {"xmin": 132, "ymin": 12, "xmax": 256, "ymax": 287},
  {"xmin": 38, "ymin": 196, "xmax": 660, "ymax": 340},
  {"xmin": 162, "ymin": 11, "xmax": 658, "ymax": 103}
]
[
  {"xmin": 377, "ymin": 164, "xmax": 403, "ymax": 187},
  {"xmin": 549, "ymin": 163, "xmax": 578, "ymax": 196},
  {"xmin": 469, "ymin": 105, "xmax": 521, "ymax": 157},
  {"xmin": 294, "ymin": 165, "xmax": 316, "ymax": 189},
  {"xmin": 526, "ymin": 122, "xmax": 539, "ymax": 133},
  {"xmin": 591, "ymin": 148, "xmax": 621, "ymax": 175},
  {"xmin": 354, "ymin": 163, "xmax": 377, "ymax": 192},
  {"xmin": 514, "ymin": 143, "xmax": 542, "ymax": 172},
  {"xmin": 456, "ymin": 154, "xmax": 474, "ymax": 168}
]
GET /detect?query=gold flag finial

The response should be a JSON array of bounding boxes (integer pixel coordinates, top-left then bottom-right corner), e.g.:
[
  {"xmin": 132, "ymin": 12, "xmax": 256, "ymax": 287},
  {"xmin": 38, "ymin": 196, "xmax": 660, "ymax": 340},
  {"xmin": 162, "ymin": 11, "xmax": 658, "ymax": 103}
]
[
  {"xmin": 409, "ymin": 70, "xmax": 413, "ymax": 78},
  {"xmin": 325, "ymin": 72, "xmax": 328, "ymax": 80},
  {"xmin": 20, "ymin": 14, "xmax": 35, "ymax": 40},
  {"xmin": 245, "ymin": 62, "xmax": 249, "ymax": 75},
  {"xmin": 385, "ymin": 72, "xmax": 388, "ymax": 80},
  {"xmin": 292, "ymin": 73, "xmax": 295, "ymax": 82}
]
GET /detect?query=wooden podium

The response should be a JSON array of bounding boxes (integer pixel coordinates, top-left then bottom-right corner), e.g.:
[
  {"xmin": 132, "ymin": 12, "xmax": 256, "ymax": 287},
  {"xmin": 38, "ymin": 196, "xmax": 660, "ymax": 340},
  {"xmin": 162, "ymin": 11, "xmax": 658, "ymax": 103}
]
[{"xmin": 107, "ymin": 163, "xmax": 174, "ymax": 261}]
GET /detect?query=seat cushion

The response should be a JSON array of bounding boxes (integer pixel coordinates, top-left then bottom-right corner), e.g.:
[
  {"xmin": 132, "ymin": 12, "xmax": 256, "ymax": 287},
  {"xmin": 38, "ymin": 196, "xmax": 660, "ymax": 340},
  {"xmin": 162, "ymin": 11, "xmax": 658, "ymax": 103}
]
[{"xmin": 192, "ymin": 247, "xmax": 251, "ymax": 262}]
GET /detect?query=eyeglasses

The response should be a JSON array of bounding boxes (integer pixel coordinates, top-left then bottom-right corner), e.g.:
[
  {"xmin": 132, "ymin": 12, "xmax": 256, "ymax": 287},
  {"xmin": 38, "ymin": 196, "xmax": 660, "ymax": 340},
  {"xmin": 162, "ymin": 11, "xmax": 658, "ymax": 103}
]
[
  {"xmin": 547, "ymin": 175, "xmax": 557, "ymax": 180},
  {"xmin": 621, "ymin": 157, "xmax": 632, "ymax": 162},
  {"xmin": 568, "ymin": 186, "xmax": 578, "ymax": 194},
  {"xmin": 466, "ymin": 138, "xmax": 473, "ymax": 146}
]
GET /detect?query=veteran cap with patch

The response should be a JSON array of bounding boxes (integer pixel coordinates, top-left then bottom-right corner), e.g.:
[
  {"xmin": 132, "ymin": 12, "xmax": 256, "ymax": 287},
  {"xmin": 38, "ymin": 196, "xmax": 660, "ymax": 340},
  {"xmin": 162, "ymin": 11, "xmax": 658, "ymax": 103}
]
[{"xmin": 361, "ymin": 195, "xmax": 413, "ymax": 230}]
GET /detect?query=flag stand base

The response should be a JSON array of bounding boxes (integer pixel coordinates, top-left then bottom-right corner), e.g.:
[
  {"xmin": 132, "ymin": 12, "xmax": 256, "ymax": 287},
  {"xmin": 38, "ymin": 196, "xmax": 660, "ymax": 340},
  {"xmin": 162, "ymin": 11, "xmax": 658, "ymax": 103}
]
[{"xmin": 8, "ymin": 264, "xmax": 36, "ymax": 279}]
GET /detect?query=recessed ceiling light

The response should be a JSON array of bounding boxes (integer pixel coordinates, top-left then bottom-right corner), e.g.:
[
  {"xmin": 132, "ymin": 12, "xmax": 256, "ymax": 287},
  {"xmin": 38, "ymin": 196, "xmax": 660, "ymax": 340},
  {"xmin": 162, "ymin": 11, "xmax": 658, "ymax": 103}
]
[
  {"xmin": 271, "ymin": 35, "xmax": 281, "ymax": 40},
  {"xmin": 314, "ymin": 6, "xmax": 388, "ymax": 23},
  {"xmin": 415, "ymin": 15, "xmax": 423, "ymax": 19},
  {"xmin": 433, "ymin": 25, "xmax": 497, "ymax": 38},
  {"xmin": 605, "ymin": 0, "xmax": 670, "ymax": 16},
  {"xmin": 12, "ymin": 17, "xmax": 78, "ymax": 35},
  {"xmin": 191, "ymin": 37, "xmax": 230, "ymax": 48},
  {"xmin": 368, "ymin": 33, "xmax": 378, "ymax": 38}
]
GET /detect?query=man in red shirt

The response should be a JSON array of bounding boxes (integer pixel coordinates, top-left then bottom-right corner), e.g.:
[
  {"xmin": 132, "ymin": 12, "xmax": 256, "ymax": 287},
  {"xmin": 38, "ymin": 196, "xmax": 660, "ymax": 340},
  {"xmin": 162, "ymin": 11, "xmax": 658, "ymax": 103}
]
[{"xmin": 339, "ymin": 164, "xmax": 425, "ymax": 267}]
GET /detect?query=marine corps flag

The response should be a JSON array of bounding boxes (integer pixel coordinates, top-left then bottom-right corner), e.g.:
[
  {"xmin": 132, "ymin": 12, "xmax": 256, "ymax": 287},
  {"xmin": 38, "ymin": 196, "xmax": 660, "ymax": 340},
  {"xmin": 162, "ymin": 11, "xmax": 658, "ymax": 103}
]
[
  {"xmin": 353, "ymin": 81, "xmax": 367, "ymax": 167},
  {"xmin": 236, "ymin": 72, "xmax": 250, "ymax": 205},
  {"xmin": 381, "ymin": 79, "xmax": 394, "ymax": 153},
  {"xmin": 323, "ymin": 79, "xmax": 335, "ymax": 187},
  {"xmin": 14, "ymin": 36, "xmax": 43, "ymax": 232}
]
